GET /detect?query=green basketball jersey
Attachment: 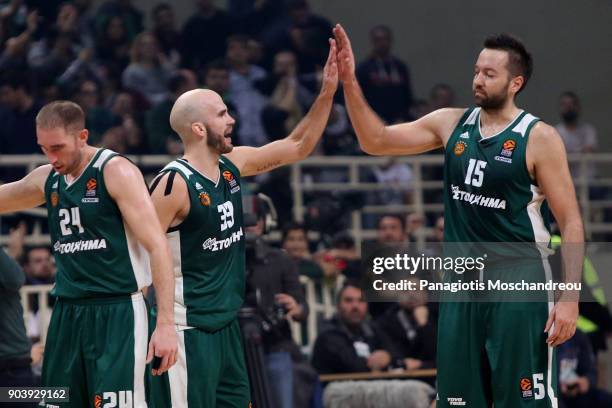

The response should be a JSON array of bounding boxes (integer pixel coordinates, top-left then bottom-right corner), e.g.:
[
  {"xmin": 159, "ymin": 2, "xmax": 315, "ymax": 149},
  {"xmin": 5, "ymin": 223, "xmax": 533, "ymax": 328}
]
[
  {"xmin": 44, "ymin": 149, "xmax": 151, "ymax": 299},
  {"xmin": 444, "ymin": 107, "xmax": 550, "ymax": 243},
  {"xmin": 159, "ymin": 157, "xmax": 245, "ymax": 332}
]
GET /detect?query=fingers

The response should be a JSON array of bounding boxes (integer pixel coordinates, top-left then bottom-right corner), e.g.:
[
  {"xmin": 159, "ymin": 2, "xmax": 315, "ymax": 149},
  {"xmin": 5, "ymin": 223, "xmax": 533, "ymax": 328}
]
[
  {"xmin": 543, "ymin": 308, "xmax": 554, "ymax": 334},
  {"xmin": 333, "ymin": 24, "xmax": 351, "ymax": 50},
  {"xmin": 146, "ymin": 341, "xmax": 154, "ymax": 364}
]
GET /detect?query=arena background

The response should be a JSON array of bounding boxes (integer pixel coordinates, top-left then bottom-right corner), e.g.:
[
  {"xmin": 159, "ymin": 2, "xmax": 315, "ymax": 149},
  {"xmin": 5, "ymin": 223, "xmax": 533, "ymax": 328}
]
[{"xmin": 124, "ymin": 0, "xmax": 612, "ymax": 152}]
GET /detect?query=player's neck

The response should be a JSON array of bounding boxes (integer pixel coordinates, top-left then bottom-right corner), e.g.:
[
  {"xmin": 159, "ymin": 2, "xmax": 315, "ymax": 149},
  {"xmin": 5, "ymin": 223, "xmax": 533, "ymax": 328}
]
[
  {"xmin": 480, "ymin": 102, "xmax": 521, "ymax": 127},
  {"xmin": 67, "ymin": 146, "xmax": 98, "ymax": 181},
  {"xmin": 183, "ymin": 147, "xmax": 220, "ymax": 181}
]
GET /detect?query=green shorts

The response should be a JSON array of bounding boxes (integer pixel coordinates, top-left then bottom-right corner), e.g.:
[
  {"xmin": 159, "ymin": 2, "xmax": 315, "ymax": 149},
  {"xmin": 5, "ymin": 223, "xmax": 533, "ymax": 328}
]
[
  {"xmin": 40, "ymin": 292, "xmax": 148, "ymax": 407},
  {"xmin": 148, "ymin": 319, "xmax": 251, "ymax": 408},
  {"xmin": 436, "ymin": 261, "xmax": 558, "ymax": 408}
]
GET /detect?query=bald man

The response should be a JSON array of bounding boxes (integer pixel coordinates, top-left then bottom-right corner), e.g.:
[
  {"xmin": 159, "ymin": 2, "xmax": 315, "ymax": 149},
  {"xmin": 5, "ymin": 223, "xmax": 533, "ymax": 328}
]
[{"xmin": 147, "ymin": 40, "xmax": 338, "ymax": 407}]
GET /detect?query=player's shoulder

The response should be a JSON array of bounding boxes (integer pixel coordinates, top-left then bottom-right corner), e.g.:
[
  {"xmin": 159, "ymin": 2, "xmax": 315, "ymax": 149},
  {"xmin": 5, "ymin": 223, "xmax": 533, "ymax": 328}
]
[
  {"xmin": 103, "ymin": 154, "xmax": 141, "ymax": 178},
  {"xmin": 527, "ymin": 121, "xmax": 567, "ymax": 157}
]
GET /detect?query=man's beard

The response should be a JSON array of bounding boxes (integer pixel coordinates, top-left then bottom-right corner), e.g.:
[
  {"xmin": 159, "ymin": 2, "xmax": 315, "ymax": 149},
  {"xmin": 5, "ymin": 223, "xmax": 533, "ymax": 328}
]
[
  {"xmin": 474, "ymin": 87, "xmax": 508, "ymax": 110},
  {"xmin": 205, "ymin": 125, "xmax": 233, "ymax": 154}
]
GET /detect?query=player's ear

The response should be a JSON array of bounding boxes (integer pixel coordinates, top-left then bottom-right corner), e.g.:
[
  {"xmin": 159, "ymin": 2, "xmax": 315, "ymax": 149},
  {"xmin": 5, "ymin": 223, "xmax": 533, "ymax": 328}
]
[
  {"xmin": 191, "ymin": 122, "xmax": 207, "ymax": 140},
  {"xmin": 77, "ymin": 128, "xmax": 88, "ymax": 145},
  {"xmin": 510, "ymin": 75, "xmax": 524, "ymax": 95}
]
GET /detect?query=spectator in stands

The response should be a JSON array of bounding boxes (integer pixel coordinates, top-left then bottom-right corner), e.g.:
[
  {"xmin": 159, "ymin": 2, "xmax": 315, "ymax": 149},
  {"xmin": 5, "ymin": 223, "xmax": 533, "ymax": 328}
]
[
  {"xmin": 263, "ymin": 0, "xmax": 332, "ymax": 74},
  {"xmin": 376, "ymin": 214, "xmax": 407, "ymax": 244},
  {"xmin": 27, "ymin": 4, "xmax": 83, "ymax": 88},
  {"xmin": 151, "ymin": 3, "xmax": 181, "ymax": 67},
  {"xmin": 281, "ymin": 221, "xmax": 325, "ymax": 280},
  {"xmin": 375, "ymin": 278, "xmax": 437, "ymax": 371},
  {"xmin": 244, "ymin": 198, "xmax": 310, "ymax": 408},
  {"xmin": 0, "ymin": 247, "xmax": 37, "ymax": 393},
  {"xmin": 96, "ymin": 0, "xmax": 143, "ymax": 41},
  {"xmin": 122, "ymin": 32, "xmax": 176, "ymax": 106},
  {"xmin": 0, "ymin": 9, "xmax": 37, "ymax": 73},
  {"xmin": 0, "ymin": 72, "xmax": 43, "ymax": 154},
  {"xmin": 555, "ymin": 91, "xmax": 598, "ymax": 180},
  {"xmin": 73, "ymin": 80, "xmax": 118, "ymax": 145},
  {"xmin": 371, "ymin": 158, "xmax": 414, "ymax": 206},
  {"xmin": 406, "ymin": 212, "xmax": 425, "ymax": 242},
  {"xmin": 558, "ymin": 329, "xmax": 612, "ymax": 408},
  {"xmin": 226, "ymin": 34, "xmax": 269, "ymax": 146},
  {"xmin": 181, "ymin": 0, "xmax": 234, "ymax": 70},
  {"xmin": 312, "ymin": 281, "xmax": 392, "ymax": 374},
  {"xmin": 314, "ymin": 231, "xmax": 361, "ymax": 281},
  {"xmin": 94, "ymin": 16, "xmax": 132, "ymax": 79},
  {"xmin": 433, "ymin": 215, "xmax": 444, "ymax": 242},
  {"xmin": 234, "ymin": 0, "xmax": 285, "ymax": 39},
  {"xmin": 73, "ymin": 0, "xmax": 97, "ymax": 48},
  {"xmin": 107, "ymin": 92, "xmax": 145, "ymax": 153},
  {"xmin": 145, "ymin": 69, "xmax": 198, "ymax": 154},
  {"xmin": 356, "ymin": 25, "xmax": 413, "ymax": 124},
  {"xmin": 409, "ymin": 98, "xmax": 430, "ymax": 120},
  {"xmin": 428, "ymin": 83, "xmax": 455, "ymax": 111},
  {"xmin": 23, "ymin": 247, "xmax": 55, "ymax": 287},
  {"xmin": 259, "ymin": 50, "xmax": 314, "ymax": 140},
  {"xmin": 57, "ymin": 47, "xmax": 106, "ymax": 96}
]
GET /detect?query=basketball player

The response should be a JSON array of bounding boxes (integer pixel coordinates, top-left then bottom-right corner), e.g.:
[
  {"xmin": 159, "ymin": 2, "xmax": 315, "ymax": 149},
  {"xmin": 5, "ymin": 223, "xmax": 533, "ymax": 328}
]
[
  {"xmin": 147, "ymin": 39, "xmax": 338, "ymax": 406},
  {"xmin": 334, "ymin": 25, "xmax": 583, "ymax": 408},
  {"xmin": 0, "ymin": 101, "xmax": 177, "ymax": 407}
]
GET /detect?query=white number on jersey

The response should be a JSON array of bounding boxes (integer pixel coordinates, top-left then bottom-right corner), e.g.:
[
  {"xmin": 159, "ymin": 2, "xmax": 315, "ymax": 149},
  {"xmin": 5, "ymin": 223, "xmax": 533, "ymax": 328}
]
[
  {"xmin": 217, "ymin": 201, "xmax": 235, "ymax": 231},
  {"xmin": 465, "ymin": 158, "xmax": 487, "ymax": 187},
  {"xmin": 59, "ymin": 207, "xmax": 85, "ymax": 236}
]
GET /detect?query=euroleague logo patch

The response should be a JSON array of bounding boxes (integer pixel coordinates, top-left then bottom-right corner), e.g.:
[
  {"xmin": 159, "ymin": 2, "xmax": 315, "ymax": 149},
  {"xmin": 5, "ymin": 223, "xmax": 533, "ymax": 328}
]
[
  {"xmin": 199, "ymin": 192, "xmax": 211, "ymax": 206},
  {"xmin": 223, "ymin": 170, "xmax": 240, "ymax": 194},
  {"xmin": 520, "ymin": 377, "xmax": 533, "ymax": 399},
  {"xmin": 454, "ymin": 140, "xmax": 467, "ymax": 156},
  {"xmin": 495, "ymin": 138, "xmax": 516, "ymax": 164},
  {"xmin": 94, "ymin": 395, "xmax": 102, "ymax": 408},
  {"xmin": 83, "ymin": 177, "xmax": 100, "ymax": 203}
]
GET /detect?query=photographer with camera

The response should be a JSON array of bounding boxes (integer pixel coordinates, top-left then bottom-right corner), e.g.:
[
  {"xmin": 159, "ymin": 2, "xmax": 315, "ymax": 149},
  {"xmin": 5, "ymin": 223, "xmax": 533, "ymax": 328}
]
[{"xmin": 242, "ymin": 193, "xmax": 316, "ymax": 408}]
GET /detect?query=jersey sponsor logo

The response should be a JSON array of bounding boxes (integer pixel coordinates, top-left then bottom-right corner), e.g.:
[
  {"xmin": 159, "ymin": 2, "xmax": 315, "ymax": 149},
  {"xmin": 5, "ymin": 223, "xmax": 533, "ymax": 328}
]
[
  {"xmin": 202, "ymin": 227, "xmax": 244, "ymax": 252},
  {"xmin": 199, "ymin": 192, "xmax": 211, "ymax": 206},
  {"xmin": 453, "ymin": 140, "xmax": 467, "ymax": 156},
  {"xmin": 447, "ymin": 397, "xmax": 466, "ymax": 406},
  {"xmin": 53, "ymin": 238, "xmax": 108, "ymax": 254},
  {"xmin": 94, "ymin": 395, "xmax": 103, "ymax": 408},
  {"xmin": 50, "ymin": 191, "xmax": 59, "ymax": 207},
  {"xmin": 450, "ymin": 184, "xmax": 507, "ymax": 209}
]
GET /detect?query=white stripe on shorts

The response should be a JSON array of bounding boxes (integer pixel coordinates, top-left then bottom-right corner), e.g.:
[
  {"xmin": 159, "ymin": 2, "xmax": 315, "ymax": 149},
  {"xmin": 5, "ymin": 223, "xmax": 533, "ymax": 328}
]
[
  {"xmin": 168, "ymin": 329, "xmax": 188, "ymax": 407},
  {"xmin": 131, "ymin": 292, "xmax": 148, "ymax": 407}
]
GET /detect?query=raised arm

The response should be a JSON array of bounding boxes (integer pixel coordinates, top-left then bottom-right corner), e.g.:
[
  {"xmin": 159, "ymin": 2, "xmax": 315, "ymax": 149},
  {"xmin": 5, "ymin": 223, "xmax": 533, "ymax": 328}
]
[
  {"xmin": 0, "ymin": 165, "xmax": 51, "ymax": 214},
  {"xmin": 225, "ymin": 39, "xmax": 339, "ymax": 177},
  {"xmin": 103, "ymin": 157, "xmax": 177, "ymax": 375},
  {"xmin": 333, "ymin": 24, "xmax": 463, "ymax": 155},
  {"xmin": 527, "ymin": 123, "xmax": 584, "ymax": 347}
]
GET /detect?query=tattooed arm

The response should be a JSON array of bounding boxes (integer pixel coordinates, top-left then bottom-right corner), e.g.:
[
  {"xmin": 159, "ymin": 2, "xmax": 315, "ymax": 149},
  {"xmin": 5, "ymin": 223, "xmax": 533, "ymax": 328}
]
[{"xmin": 225, "ymin": 39, "xmax": 338, "ymax": 177}]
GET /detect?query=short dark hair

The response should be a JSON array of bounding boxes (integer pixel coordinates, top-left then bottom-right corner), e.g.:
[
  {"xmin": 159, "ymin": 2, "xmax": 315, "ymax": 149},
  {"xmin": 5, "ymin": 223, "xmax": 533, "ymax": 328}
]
[
  {"xmin": 483, "ymin": 33, "xmax": 533, "ymax": 94},
  {"xmin": 0, "ymin": 71, "xmax": 31, "ymax": 93},
  {"xmin": 227, "ymin": 34, "xmax": 249, "ymax": 47},
  {"xmin": 377, "ymin": 214, "xmax": 406, "ymax": 231},
  {"xmin": 36, "ymin": 101, "xmax": 85, "ymax": 132},
  {"xmin": 152, "ymin": 2, "xmax": 171, "ymax": 17},
  {"xmin": 204, "ymin": 59, "xmax": 230, "ymax": 75},
  {"xmin": 167, "ymin": 71, "xmax": 190, "ymax": 93},
  {"xmin": 281, "ymin": 221, "xmax": 307, "ymax": 244},
  {"xmin": 336, "ymin": 280, "xmax": 363, "ymax": 304},
  {"xmin": 560, "ymin": 91, "xmax": 579, "ymax": 104},
  {"xmin": 370, "ymin": 25, "xmax": 392, "ymax": 37}
]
